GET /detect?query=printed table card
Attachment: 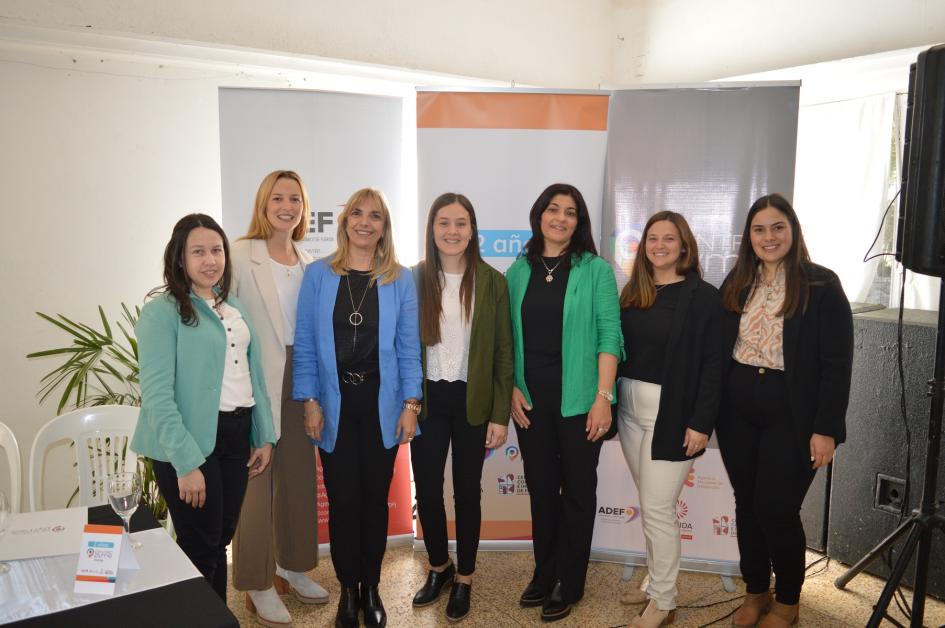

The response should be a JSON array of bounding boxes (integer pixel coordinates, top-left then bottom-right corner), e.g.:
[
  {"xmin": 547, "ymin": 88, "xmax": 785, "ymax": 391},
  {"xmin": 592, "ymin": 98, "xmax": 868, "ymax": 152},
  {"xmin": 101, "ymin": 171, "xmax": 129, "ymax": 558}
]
[{"xmin": 74, "ymin": 524, "xmax": 139, "ymax": 595}]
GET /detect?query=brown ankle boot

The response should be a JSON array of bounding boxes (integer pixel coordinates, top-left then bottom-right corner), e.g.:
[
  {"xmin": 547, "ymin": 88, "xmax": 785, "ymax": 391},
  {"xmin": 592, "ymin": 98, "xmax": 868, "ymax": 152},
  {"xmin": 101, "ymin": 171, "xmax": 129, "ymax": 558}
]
[
  {"xmin": 758, "ymin": 600, "xmax": 799, "ymax": 627},
  {"xmin": 732, "ymin": 591, "xmax": 771, "ymax": 627}
]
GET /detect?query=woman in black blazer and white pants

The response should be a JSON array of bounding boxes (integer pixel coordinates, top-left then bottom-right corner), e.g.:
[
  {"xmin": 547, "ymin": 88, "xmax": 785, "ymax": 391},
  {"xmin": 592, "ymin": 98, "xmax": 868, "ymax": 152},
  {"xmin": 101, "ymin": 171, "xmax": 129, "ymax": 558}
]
[
  {"xmin": 718, "ymin": 194, "xmax": 853, "ymax": 628},
  {"xmin": 617, "ymin": 211, "xmax": 722, "ymax": 628}
]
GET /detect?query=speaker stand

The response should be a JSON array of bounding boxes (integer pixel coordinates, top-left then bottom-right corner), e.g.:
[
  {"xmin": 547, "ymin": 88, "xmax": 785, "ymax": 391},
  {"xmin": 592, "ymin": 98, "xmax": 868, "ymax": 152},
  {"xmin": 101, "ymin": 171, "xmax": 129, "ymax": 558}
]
[{"xmin": 834, "ymin": 279, "xmax": 945, "ymax": 628}]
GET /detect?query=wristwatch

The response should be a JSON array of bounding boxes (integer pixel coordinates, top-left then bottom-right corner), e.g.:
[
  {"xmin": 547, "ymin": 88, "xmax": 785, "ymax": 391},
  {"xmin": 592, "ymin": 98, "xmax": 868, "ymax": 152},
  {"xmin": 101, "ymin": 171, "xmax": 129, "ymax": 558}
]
[{"xmin": 597, "ymin": 389, "xmax": 614, "ymax": 402}]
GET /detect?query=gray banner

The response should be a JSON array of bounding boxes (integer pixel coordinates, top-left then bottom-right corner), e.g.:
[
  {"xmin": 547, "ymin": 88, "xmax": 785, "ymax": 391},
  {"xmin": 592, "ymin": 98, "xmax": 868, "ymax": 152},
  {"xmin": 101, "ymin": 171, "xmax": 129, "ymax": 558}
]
[{"xmin": 604, "ymin": 85, "xmax": 800, "ymax": 287}]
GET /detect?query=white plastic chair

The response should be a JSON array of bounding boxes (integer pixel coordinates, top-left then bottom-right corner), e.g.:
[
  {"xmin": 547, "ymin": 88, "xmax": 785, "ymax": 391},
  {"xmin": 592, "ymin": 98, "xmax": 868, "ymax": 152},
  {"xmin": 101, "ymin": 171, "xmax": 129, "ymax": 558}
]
[
  {"xmin": 29, "ymin": 405, "xmax": 139, "ymax": 511},
  {"xmin": 0, "ymin": 421, "xmax": 21, "ymax": 513}
]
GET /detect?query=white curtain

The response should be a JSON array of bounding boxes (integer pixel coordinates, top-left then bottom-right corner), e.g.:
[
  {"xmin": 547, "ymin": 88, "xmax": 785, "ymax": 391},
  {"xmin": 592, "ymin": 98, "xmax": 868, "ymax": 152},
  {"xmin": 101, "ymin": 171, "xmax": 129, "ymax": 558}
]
[{"xmin": 793, "ymin": 93, "xmax": 896, "ymax": 304}]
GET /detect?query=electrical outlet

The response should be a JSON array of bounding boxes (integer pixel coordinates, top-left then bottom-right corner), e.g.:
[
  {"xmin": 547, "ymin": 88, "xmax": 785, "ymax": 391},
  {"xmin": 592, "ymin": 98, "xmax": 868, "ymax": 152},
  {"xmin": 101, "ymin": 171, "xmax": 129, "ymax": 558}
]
[{"xmin": 874, "ymin": 473, "xmax": 906, "ymax": 514}]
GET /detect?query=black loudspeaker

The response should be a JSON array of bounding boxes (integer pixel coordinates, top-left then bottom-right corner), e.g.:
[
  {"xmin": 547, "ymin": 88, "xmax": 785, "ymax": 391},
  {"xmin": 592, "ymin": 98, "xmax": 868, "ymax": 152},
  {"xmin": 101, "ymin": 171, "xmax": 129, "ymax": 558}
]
[
  {"xmin": 897, "ymin": 44, "xmax": 945, "ymax": 276},
  {"xmin": 801, "ymin": 303, "xmax": 884, "ymax": 553},
  {"xmin": 827, "ymin": 309, "xmax": 945, "ymax": 600}
]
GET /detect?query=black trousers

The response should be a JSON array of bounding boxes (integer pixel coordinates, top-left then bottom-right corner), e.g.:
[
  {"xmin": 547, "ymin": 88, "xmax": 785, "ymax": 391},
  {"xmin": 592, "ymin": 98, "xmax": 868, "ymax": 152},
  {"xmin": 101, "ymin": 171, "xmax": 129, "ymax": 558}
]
[
  {"xmin": 152, "ymin": 409, "xmax": 252, "ymax": 600},
  {"xmin": 515, "ymin": 374, "xmax": 603, "ymax": 604},
  {"xmin": 717, "ymin": 362, "xmax": 817, "ymax": 605},
  {"xmin": 411, "ymin": 379, "xmax": 487, "ymax": 576},
  {"xmin": 319, "ymin": 374, "xmax": 398, "ymax": 588}
]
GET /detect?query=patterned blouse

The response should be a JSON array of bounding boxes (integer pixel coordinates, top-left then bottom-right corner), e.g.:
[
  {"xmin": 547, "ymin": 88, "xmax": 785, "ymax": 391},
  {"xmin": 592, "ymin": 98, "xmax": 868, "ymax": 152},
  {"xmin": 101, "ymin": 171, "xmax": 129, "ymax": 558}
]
[{"xmin": 733, "ymin": 265, "xmax": 785, "ymax": 370}]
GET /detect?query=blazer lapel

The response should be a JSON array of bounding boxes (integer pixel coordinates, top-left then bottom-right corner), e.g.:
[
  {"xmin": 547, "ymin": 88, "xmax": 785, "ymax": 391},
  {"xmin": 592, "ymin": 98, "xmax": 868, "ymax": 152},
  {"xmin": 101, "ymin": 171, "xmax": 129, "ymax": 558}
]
[
  {"xmin": 470, "ymin": 262, "xmax": 488, "ymax": 341},
  {"xmin": 249, "ymin": 239, "xmax": 286, "ymax": 347},
  {"xmin": 783, "ymin": 307, "xmax": 801, "ymax": 376},
  {"xmin": 662, "ymin": 275, "xmax": 695, "ymax": 379},
  {"xmin": 378, "ymin": 277, "xmax": 395, "ymax": 350}
]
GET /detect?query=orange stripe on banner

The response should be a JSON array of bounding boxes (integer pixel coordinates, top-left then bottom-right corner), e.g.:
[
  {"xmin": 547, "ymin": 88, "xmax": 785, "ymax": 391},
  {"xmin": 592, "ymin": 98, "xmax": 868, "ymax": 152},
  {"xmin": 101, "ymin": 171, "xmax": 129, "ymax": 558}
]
[
  {"xmin": 76, "ymin": 575, "xmax": 113, "ymax": 582},
  {"xmin": 417, "ymin": 92, "xmax": 609, "ymax": 130},
  {"xmin": 84, "ymin": 524, "xmax": 123, "ymax": 534}
]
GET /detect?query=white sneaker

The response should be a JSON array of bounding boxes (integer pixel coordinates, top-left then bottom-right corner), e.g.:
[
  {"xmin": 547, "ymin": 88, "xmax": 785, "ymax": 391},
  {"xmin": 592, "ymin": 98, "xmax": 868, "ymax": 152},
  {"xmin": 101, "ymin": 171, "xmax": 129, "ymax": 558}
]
[
  {"xmin": 246, "ymin": 587, "xmax": 292, "ymax": 627},
  {"xmin": 275, "ymin": 565, "xmax": 329, "ymax": 604}
]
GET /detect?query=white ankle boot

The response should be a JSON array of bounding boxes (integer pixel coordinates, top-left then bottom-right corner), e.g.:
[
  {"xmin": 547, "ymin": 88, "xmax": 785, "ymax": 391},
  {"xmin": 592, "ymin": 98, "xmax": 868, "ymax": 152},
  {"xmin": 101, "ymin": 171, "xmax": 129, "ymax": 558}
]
[
  {"xmin": 274, "ymin": 565, "xmax": 329, "ymax": 604},
  {"xmin": 246, "ymin": 587, "xmax": 291, "ymax": 627}
]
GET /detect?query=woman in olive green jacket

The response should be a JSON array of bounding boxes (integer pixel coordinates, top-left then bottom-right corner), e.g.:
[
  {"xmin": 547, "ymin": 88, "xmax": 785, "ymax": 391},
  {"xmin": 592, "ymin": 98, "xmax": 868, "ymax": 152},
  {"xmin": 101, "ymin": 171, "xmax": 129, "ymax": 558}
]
[
  {"xmin": 506, "ymin": 183, "xmax": 622, "ymax": 623},
  {"xmin": 409, "ymin": 193, "xmax": 513, "ymax": 623}
]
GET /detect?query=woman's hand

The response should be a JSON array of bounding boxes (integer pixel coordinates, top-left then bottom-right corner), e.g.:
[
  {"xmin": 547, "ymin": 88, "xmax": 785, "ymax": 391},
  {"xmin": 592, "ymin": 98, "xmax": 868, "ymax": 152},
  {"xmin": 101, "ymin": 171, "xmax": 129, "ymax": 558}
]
[
  {"xmin": 303, "ymin": 400, "xmax": 324, "ymax": 441},
  {"xmin": 585, "ymin": 396, "xmax": 612, "ymax": 442},
  {"xmin": 510, "ymin": 387, "xmax": 532, "ymax": 429},
  {"xmin": 810, "ymin": 433, "xmax": 836, "ymax": 469},
  {"xmin": 683, "ymin": 428, "xmax": 709, "ymax": 457},
  {"xmin": 247, "ymin": 443, "xmax": 273, "ymax": 479},
  {"xmin": 178, "ymin": 468, "xmax": 206, "ymax": 508},
  {"xmin": 396, "ymin": 402, "xmax": 419, "ymax": 444},
  {"xmin": 485, "ymin": 422, "xmax": 508, "ymax": 449}
]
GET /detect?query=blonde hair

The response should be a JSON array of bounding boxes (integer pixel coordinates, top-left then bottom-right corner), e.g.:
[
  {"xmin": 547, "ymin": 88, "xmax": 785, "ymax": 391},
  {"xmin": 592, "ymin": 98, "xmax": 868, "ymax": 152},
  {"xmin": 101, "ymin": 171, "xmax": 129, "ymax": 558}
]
[
  {"xmin": 330, "ymin": 187, "xmax": 401, "ymax": 285},
  {"xmin": 242, "ymin": 170, "xmax": 311, "ymax": 241}
]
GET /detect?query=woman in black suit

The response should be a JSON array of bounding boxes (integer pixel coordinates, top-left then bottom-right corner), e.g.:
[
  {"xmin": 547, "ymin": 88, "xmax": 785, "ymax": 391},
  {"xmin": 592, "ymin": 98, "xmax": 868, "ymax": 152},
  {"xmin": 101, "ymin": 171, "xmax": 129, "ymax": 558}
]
[
  {"xmin": 718, "ymin": 193, "xmax": 853, "ymax": 628},
  {"xmin": 616, "ymin": 211, "xmax": 722, "ymax": 628}
]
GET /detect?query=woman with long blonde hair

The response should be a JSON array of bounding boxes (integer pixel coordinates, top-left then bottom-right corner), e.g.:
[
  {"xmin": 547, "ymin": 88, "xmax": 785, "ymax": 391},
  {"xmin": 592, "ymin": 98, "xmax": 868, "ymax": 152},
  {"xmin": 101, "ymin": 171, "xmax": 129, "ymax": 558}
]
[
  {"xmin": 229, "ymin": 170, "xmax": 326, "ymax": 627},
  {"xmin": 293, "ymin": 188, "xmax": 422, "ymax": 628}
]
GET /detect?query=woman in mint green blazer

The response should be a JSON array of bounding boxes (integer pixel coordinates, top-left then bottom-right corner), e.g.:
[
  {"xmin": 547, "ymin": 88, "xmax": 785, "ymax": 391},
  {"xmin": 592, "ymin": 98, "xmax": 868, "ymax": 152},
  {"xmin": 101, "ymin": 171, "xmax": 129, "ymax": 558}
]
[
  {"xmin": 506, "ymin": 183, "xmax": 622, "ymax": 622},
  {"xmin": 409, "ymin": 193, "xmax": 513, "ymax": 622},
  {"xmin": 131, "ymin": 213, "xmax": 276, "ymax": 601}
]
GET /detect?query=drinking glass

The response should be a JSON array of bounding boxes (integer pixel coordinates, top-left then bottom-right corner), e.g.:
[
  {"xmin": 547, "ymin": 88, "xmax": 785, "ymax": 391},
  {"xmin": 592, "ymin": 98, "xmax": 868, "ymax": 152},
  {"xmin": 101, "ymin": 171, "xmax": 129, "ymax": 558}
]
[
  {"xmin": 0, "ymin": 490, "xmax": 10, "ymax": 573},
  {"xmin": 108, "ymin": 472, "xmax": 142, "ymax": 549}
]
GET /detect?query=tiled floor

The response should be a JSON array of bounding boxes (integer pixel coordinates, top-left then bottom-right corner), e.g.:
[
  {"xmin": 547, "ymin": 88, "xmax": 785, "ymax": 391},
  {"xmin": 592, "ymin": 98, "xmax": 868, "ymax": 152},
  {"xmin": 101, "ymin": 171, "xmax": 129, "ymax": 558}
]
[{"xmin": 227, "ymin": 546, "xmax": 945, "ymax": 627}]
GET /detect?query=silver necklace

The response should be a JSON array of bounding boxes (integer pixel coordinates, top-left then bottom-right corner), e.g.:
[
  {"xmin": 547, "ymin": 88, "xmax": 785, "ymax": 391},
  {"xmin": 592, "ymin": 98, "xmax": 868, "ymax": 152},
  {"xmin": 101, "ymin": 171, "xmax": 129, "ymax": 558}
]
[
  {"xmin": 345, "ymin": 273, "xmax": 370, "ymax": 349},
  {"xmin": 540, "ymin": 256, "xmax": 564, "ymax": 283}
]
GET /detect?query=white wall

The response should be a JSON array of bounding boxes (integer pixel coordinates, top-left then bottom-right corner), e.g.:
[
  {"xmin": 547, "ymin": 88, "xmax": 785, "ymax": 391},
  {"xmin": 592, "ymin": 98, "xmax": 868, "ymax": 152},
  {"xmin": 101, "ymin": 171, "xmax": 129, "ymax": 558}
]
[
  {"xmin": 611, "ymin": 0, "xmax": 945, "ymax": 84},
  {"xmin": 0, "ymin": 23, "xmax": 492, "ymax": 509},
  {"xmin": 0, "ymin": 0, "xmax": 613, "ymax": 88}
]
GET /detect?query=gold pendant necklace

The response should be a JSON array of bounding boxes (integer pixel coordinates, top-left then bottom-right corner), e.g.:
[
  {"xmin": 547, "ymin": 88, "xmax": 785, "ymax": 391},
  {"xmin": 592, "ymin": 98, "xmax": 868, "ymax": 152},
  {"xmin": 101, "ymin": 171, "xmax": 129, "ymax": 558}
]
[{"xmin": 540, "ymin": 256, "xmax": 563, "ymax": 283}]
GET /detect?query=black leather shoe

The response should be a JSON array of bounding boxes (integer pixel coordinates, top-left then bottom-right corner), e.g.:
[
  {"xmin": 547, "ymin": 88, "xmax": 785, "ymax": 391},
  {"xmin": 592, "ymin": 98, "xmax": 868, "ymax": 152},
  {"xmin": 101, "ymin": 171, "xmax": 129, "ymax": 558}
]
[
  {"xmin": 361, "ymin": 583, "xmax": 387, "ymax": 628},
  {"xmin": 540, "ymin": 580, "xmax": 571, "ymax": 622},
  {"xmin": 412, "ymin": 562, "xmax": 455, "ymax": 607},
  {"xmin": 519, "ymin": 580, "xmax": 546, "ymax": 608},
  {"xmin": 335, "ymin": 586, "xmax": 360, "ymax": 628},
  {"xmin": 446, "ymin": 582, "xmax": 471, "ymax": 622}
]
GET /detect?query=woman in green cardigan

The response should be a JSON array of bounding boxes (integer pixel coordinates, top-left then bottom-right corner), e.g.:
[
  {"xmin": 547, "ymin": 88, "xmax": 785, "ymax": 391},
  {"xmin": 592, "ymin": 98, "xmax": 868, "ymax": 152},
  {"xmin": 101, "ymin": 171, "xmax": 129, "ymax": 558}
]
[
  {"xmin": 507, "ymin": 183, "xmax": 622, "ymax": 622},
  {"xmin": 410, "ymin": 193, "xmax": 513, "ymax": 623},
  {"xmin": 131, "ymin": 213, "xmax": 276, "ymax": 601}
]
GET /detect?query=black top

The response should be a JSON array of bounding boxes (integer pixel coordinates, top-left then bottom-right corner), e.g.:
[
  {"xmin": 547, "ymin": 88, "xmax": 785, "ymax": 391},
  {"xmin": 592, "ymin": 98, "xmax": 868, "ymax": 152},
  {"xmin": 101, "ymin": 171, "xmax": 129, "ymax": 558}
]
[
  {"xmin": 521, "ymin": 254, "xmax": 571, "ymax": 381},
  {"xmin": 618, "ymin": 272, "xmax": 724, "ymax": 461},
  {"xmin": 333, "ymin": 270, "xmax": 379, "ymax": 373},
  {"xmin": 721, "ymin": 262, "xmax": 853, "ymax": 453},
  {"xmin": 618, "ymin": 281, "xmax": 684, "ymax": 383}
]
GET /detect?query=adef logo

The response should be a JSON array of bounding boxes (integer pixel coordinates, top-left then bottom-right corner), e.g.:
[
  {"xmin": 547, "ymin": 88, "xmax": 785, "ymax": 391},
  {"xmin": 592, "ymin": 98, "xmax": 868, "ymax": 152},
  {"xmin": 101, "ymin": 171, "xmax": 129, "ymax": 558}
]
[{"xmin": 505, "ymin": 445, "xmax": 520, "ymax": 461}]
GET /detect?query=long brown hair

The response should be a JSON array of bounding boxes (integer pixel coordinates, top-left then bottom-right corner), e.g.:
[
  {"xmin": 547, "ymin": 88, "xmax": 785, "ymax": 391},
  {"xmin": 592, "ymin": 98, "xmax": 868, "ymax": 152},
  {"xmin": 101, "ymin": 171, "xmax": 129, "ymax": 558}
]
[
  {"xmin": 148, "ymin": 213, "xmax": 231, "ymax": 326},
  {"xmin": 242, "ymin": 170, "xmax": 311, "ymax": 241},
  {"xmin": 524, "ymin": 183, "xmax": 597, "ymax": 265},
  {"xmin": 329, "ymin": 187, "xmax": 401, "ymax": 285},
  {"xmin": 620, "ymin": 211, "xmax": 701, "ymax": 310},
  {"xmin": 419, "ymin": 193, "xmax": 480, "ymax": 346},
  {"xmin": 721, "ymin": 193, "xmax": 811, "ymax": 318}
]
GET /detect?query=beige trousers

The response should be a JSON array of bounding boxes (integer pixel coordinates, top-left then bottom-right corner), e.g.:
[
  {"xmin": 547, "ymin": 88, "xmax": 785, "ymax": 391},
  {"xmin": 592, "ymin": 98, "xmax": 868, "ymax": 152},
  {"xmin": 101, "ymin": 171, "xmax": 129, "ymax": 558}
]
[
  {"xmin": 232, "ymin": 347, "xmax": 319, "ymax": 590},
  {"xmin": 617, "ymin": 378, "xmax": 692, "ymax": 611}
]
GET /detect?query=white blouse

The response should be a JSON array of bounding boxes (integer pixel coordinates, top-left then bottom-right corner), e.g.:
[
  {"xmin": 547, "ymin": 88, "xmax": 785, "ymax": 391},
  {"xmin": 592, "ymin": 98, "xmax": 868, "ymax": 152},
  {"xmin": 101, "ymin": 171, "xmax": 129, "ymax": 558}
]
[
  {"xmin": 206, "ymin": 299, "xmax": 255, "ymax": 411},
  {"xmin": 426, "ymin": 272, "xmax": 473, "ymax": 382},
  {"xmin": 269, "ymin": 258, "xmax": 304, "ymax": 345}
]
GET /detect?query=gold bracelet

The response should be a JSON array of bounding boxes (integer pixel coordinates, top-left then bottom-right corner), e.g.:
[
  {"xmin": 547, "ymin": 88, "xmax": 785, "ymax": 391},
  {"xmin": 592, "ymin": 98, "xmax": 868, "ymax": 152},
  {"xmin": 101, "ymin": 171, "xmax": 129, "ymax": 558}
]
[{"xmin": 403, "ymin": 400, "xmax": 421, "ymax": 415}]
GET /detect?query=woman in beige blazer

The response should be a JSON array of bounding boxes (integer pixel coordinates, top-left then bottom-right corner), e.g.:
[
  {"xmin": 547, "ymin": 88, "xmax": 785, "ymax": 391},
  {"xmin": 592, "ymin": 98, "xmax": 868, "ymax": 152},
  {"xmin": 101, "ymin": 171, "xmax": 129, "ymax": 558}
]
[{"xmin": 230, "ymin": 170, "xmax": 325, "ymax": 627}]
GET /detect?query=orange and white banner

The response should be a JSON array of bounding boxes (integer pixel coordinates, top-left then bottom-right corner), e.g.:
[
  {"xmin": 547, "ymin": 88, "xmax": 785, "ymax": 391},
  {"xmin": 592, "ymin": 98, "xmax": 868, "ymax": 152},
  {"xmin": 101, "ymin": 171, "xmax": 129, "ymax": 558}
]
[{"xmin": 417, "ymin": 90, "xmax": 610, "ymax": 545}]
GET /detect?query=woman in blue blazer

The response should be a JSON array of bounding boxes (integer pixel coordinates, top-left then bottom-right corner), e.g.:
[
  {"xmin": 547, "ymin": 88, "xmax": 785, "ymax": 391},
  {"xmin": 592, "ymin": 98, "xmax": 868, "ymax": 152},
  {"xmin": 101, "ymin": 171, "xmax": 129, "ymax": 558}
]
[
  {"xmin": 293, "ymin": 188, "xmax": 422, "ymax": 628},
  {"xmin": 132, "ymin": 213, "xmax": 276, "ymax": 602}
]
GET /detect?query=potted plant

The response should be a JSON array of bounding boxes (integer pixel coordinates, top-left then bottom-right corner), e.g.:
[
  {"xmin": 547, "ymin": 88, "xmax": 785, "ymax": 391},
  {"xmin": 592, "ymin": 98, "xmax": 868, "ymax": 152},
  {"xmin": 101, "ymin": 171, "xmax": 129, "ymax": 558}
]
[{"xmin": 26, "ymin": 304, "xmax": 168, "ymax": 523}]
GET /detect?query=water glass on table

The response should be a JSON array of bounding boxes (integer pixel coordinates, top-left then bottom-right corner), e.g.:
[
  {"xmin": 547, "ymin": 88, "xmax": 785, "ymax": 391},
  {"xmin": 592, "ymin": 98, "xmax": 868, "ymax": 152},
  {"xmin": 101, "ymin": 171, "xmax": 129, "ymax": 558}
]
[{"xmin": 107, "ymin": 472, "xmax": 142, "ymax": 549}]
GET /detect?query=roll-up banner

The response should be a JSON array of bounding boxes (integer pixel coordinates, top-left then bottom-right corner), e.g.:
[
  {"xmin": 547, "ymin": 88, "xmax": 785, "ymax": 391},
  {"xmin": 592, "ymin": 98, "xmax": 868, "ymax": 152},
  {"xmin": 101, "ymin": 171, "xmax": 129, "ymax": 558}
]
[
  {"xmin": 218, "ymin": 87, "xmax": 414, "ymax": 542},
  {"xmin": 596, "ymin": 84, "xmax": 800, "ymax": 573},
  {"xmin": 416, "ymin": 85, "xmax": 799, "ymax": 576},
  {"xmin": 416, "ymin": 89, "xmax": 610, "ymax": 545}
]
